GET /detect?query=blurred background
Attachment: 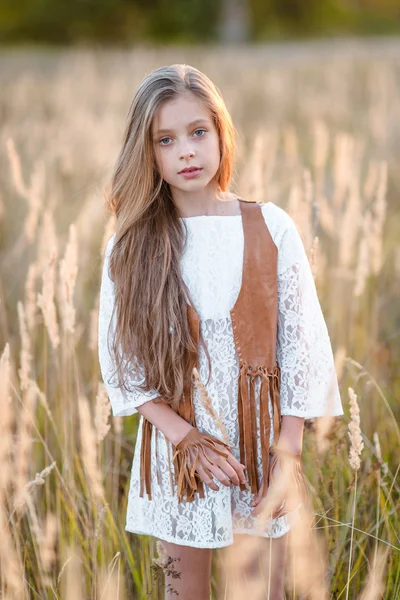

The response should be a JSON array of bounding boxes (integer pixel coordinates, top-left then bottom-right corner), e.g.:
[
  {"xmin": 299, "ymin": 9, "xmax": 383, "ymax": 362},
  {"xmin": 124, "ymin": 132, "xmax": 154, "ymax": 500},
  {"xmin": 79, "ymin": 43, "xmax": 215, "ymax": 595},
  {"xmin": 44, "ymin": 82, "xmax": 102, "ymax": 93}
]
[
  {"xmin": 1, "ymin": 0, "xmax": 400, "ymax": 45},
  {"xmin": 0, "ymin": 1, "xmax": 399, "ymax": 599}
]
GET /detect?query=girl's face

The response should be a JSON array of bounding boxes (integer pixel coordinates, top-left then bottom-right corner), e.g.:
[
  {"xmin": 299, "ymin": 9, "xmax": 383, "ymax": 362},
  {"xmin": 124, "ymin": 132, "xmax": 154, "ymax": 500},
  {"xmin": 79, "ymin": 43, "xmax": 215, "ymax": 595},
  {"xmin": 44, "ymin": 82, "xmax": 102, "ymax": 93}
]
[{"xmin": 151, "ymin": 92, "xmax": 221, "ymax": 200}]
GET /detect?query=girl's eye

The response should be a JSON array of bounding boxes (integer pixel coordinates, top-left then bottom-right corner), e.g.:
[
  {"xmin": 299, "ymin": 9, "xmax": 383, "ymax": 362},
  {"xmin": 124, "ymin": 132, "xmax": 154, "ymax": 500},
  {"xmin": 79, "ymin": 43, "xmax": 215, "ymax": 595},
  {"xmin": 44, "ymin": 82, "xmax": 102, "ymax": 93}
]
[{"xmin": 159, "ymin": 129, "xmax": 207, "ymax": 146}]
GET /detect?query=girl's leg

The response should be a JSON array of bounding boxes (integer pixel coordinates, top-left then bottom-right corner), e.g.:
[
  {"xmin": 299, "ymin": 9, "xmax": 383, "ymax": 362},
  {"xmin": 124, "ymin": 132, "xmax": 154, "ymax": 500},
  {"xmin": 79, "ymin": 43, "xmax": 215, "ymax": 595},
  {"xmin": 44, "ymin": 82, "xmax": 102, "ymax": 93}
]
[
  {"xmin": 157, "ymin": 538, "xmax": 212, "ymax": 600},
  {"xmin": 216, "ymin": 531, "xmax": 289, "ymax": 599}
]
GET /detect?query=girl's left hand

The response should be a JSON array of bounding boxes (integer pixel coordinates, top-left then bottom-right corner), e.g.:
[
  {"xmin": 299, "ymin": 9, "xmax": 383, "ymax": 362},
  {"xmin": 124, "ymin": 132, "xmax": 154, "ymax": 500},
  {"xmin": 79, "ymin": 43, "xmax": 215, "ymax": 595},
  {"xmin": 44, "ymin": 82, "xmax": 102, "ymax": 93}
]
[{"xmin": 250, "ymin": 456, "xmax": 300, "ymax": 520}]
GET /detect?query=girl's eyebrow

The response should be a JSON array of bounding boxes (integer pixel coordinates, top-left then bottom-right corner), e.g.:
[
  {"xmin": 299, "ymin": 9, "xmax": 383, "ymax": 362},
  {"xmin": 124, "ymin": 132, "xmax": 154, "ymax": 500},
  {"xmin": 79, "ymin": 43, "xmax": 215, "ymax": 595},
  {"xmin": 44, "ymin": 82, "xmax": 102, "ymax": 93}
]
[{"xmin": 154, "ymin": 118, "xmax": 210, "ymax": 136}]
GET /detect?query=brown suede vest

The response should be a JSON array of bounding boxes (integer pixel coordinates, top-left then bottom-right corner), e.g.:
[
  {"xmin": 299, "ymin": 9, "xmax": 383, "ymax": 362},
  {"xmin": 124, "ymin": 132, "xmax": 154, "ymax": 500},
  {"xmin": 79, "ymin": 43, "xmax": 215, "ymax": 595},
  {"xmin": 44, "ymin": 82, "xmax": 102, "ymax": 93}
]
[{"xmin": 139, "ymin": 199, "xmax": 282, "ymax": 501}]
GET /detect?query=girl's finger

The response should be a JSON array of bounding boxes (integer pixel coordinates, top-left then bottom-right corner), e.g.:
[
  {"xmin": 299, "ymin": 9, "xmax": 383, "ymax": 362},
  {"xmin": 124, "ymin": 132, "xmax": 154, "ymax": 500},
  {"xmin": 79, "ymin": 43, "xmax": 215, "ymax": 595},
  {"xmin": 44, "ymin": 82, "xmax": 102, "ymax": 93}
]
[
  {"xmin": 221, "ymin": 459, "xmax": 245, "ymax": 486},
  {"xmin": 196, "ymin": 465, "xmax": 219, "ymax": 491},
  {"xmin": 225, "ymin": 454, "xmax": 248, "ymax": 484},
  {"xmin": 207, "ymin": 462, "xmax": 234, "ymax": 487}
]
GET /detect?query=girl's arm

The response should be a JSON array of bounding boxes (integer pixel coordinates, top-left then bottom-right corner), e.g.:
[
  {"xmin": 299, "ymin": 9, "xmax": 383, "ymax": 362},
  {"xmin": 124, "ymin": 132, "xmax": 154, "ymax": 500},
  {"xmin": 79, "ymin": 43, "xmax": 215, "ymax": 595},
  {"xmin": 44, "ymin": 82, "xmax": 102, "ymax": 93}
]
[
  {"xmin": 275, "ymin": 415, "xmax": 305, "ymax": 455},
  {"xmin": 136, "ymin": 398, "xmax": 194, "ymax": 446},
  {"xmin": 275, "ymin": 208, "xmax": 344, "ymax": 422}
]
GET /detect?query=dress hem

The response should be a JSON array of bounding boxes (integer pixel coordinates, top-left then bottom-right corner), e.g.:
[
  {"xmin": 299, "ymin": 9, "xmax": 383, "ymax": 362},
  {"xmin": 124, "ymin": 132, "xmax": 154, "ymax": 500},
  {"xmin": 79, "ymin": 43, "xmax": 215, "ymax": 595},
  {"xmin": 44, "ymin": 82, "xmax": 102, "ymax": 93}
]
[
  {"xmin": 124, "ymin": 525, "xmax": 235, "ymax": 548},
  {"xmin": 124, "ymin": 522, "xmax": 293, "ymax": 549},
  {"xmin": 125, "ymin": 503, "xmax": 302, "ymax": 549}
]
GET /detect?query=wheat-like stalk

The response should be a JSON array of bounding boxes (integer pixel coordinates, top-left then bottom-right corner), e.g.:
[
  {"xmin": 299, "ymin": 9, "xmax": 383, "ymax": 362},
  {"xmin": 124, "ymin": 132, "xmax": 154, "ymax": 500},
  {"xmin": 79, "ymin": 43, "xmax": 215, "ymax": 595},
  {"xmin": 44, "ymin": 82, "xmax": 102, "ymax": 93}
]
[
  {"xmin": 312, "ymin": 119, "xmax": 330, "ymax": 174},
  {"xmin": 39, "ymin": 512, "xmax": 58, "ymax": 572},
  {"xmin": 338, "ymin": 168, "xmax": 362, "ymax": 270},
  {"xmin": 363, "ymin": 159, "xmax": 379, "ymax": 200},
  {"xmin": 0, "ymin": 344, "xmax": 14, "ymax": 497},
  {"xmin": 17, "ymin": 301, "xmax": 33, "ymax": 392},
  {"xmin": 64, "ymin": 546, "xmax": 84, "ymax": 598},
  {"xmin": 348, "ymin": 386, "xmax": 364, "ymax": 471},
  {"xmin": 58, "ymin": 223, "xmax": 78, "ymax": 335},
  {"xmin": 37, "ymin": 210, "xmax": 58, "ymax": 271},
  {"xmin": 37, "ymin": 248, "xmax": 61, "ymax": 350},
  {"xmin": 359, "ymin": 546, "xmax": 389, "ymax": 600},
  {"xmin": 192, "ymin": 367, "xmax": 230, "ymax": 446},
  {"xmin": 25, "ymin": 262, "xmax": 39, "ymax": 333},
  {"xmin": 346, "ymin": 386, "xmax": 364, "ymax": 600},
  {"xmin": 24, "ymin": 461, "xmax": 57, "ymax": 493},
  {"xmin": 333, "ymin": 132, "xmax": 354, "ymax": 210},
  {"xmin": 354, "ymin": 210, "xmax": 372, "ymax": 298},
  {"xmin": 0, "ymin": 503, "xmax": 24, "ymax": 596},
  {"xmin": 13, "ymin": 380, "xmax": 38, "ymax": 513},
  {"xmin": 95, "ymin": 382, "xmax": 111, "ymax": 442},
  {"xmin": 373, "ymin": 431, "xmax": 388, "ymax": 479},
  {"xmin": 370, "ymin": 161, "xmax": 387, "ymax": 275},
  {"xmin": 78, "ymin": 394, "xmax": 104, "ymax": 499},
  {"xmin": 6, "ymin": 136, "xmax": 30, "ymax": 198},
  {"xmin": 7, "ymin": 137, "xmax": 45, "ymax": 240},
  {"xmin": 94, "ymin": 503, "xmax": 109, "ymax": 543}
]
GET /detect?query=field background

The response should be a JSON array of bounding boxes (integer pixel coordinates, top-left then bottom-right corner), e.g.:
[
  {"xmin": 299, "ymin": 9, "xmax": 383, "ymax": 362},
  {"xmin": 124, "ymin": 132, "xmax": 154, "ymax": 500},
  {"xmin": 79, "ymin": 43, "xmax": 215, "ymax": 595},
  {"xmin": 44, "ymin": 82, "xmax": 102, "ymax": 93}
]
[{"xmin": 0, "ymin": 27, "xmax": 400, "ymax": 600}]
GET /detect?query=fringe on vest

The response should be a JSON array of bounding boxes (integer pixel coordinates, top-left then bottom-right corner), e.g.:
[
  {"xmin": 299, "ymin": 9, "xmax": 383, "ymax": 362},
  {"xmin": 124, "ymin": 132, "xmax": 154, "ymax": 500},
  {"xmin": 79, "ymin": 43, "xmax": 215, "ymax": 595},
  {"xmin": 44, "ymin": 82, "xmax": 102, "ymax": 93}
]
[
  {"xmin": 238, "ymin": 361, "xmax": 281, "ymax": 496},
  {"xmin": 139, "ymin": 360, "xmax": 281, "ymax": 502}
]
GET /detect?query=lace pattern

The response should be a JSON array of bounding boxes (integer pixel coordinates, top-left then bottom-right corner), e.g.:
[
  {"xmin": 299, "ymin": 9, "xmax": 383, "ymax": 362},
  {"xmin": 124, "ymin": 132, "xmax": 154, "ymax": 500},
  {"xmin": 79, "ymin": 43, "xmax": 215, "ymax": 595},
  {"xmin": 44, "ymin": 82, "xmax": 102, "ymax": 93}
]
[{"xmin": 98, "ymin": 201, "xmax": 344, "ymax": 548}]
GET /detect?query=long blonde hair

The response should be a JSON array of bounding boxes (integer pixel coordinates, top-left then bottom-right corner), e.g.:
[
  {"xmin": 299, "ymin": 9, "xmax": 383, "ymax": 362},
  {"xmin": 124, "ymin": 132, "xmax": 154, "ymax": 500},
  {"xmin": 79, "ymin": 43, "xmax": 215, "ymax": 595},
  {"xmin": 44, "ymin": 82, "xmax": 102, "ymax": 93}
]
[{"xmin": 104, "ymin": 63, "xmax": 236, "ymax": 411}]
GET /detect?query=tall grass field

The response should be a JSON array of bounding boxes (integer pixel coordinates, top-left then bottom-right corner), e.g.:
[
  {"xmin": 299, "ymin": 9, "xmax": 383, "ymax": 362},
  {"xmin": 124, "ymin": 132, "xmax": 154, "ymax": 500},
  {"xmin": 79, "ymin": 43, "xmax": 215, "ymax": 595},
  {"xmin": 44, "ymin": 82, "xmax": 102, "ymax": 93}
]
[{"xmin": 0, "ymin": 39, "xmax": 399, "ymax": 598}]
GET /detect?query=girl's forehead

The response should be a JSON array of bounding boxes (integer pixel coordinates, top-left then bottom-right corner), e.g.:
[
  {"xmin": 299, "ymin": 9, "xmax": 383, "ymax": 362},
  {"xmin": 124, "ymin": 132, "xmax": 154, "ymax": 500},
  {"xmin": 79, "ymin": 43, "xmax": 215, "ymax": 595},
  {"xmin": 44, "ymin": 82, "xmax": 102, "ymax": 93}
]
[{"xmin": 152, "ymin": 94, "xmax": 211, "ymax": 132}]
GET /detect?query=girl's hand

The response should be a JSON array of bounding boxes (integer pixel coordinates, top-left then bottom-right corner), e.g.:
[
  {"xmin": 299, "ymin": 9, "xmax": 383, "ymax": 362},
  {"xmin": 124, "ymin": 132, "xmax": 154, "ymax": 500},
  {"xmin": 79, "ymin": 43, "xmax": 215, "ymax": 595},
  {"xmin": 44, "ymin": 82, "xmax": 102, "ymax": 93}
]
[
  {"xmin": 250, "ymin": 452, "xmax": 303, "ymax": 520},
  {"xmin": 190, "ymin": 442, "xmax": 247, "ymax": 491},
  {"xmin": 173, "ymin": 427, "xmax": 247, "ymax": 492}
]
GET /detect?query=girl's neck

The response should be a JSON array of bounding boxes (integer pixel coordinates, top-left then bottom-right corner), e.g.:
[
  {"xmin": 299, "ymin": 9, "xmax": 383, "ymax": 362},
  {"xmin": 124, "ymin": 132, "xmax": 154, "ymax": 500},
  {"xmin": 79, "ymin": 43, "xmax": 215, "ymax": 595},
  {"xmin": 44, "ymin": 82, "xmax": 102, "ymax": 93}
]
[{"xmin": 176, "ymin": 193, "xmax": 242, "ymax": 218}]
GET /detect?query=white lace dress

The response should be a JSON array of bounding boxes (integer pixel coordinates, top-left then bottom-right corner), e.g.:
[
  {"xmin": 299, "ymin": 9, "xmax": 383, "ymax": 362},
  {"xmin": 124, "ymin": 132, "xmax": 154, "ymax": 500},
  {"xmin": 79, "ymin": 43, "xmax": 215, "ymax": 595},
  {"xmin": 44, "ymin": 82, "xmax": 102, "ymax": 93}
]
[{"xmin": 98, "ymin": 201, "xmax": 344, "ymax": 549}]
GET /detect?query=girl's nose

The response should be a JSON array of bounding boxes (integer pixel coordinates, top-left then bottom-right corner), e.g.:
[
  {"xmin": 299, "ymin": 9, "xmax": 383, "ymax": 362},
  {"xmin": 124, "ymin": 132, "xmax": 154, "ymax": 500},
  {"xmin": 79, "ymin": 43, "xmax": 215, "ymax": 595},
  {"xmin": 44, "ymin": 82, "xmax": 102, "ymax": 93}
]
[
  {"xmin": 180, "ymin": 153, "xmax": 195, "ymax": 161},
  {"xmin": 179, "ymin": 145, "xmax": 195, "ymax": 160}
]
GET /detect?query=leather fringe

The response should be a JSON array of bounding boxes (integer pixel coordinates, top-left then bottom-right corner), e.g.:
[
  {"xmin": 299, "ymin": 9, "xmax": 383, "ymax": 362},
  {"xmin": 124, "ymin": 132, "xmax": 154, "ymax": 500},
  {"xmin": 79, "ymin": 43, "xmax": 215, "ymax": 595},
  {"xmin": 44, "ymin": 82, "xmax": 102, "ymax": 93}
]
[
  {"xmin": 171, "ymin": 428, "xmax": 233, "ymax": 504},
  {"xmin": 139, "ymin": 417, "xmax": 153, "ymax": 500},
  {"xmin": 238, "ymin": 362, "xmax": 281, "ymax": 495},
  {"xmin": 139, "ymin": 367, "xmax": 200, "ymax": 501},
  {"xmin": 140, "ymin": 362, "xmax": 282, "ymax": 502},
  {"xmin": 259, "ymin": 368, "xmax": 271, "ymax": 496}
]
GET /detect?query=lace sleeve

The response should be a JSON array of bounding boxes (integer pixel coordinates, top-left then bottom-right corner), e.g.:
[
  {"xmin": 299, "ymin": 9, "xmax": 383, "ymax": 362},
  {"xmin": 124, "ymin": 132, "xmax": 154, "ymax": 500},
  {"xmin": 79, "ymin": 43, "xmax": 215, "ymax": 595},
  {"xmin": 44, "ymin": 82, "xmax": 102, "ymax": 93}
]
[
  {"xmin": 276, "ymin": 219, "xmax": 344, "ymax": 419},
  {"xmin": 97, "ymin": 235, "xmax": 161, "ymax": 417}
]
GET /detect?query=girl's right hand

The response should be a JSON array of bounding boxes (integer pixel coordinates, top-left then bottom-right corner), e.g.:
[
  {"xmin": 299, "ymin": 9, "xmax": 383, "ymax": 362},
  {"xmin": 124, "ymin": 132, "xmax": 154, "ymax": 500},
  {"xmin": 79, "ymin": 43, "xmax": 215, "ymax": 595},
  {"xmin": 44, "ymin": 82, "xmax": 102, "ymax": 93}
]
[
  {"xmin": 176, "ymin": 429, "xmax": 247, "ymax": 491},
  {"xmin": 194, "ymin": 443, "xmax": 247, "ymax": 491}
]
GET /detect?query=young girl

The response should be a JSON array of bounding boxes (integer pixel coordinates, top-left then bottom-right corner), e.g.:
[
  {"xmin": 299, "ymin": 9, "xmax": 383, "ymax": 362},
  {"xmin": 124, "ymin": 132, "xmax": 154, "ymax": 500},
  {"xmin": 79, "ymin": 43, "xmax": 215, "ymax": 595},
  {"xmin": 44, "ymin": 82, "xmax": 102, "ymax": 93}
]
[{"xmin": 98, "ymin": 63, "xmax": 344, "ymax": 599}]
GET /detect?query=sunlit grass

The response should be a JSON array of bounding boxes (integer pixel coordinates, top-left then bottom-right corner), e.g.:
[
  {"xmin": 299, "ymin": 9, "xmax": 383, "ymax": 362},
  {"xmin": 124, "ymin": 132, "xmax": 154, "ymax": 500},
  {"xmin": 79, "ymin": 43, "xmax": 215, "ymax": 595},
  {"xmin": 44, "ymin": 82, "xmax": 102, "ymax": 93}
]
[{"xmin": 0, "ymin": 39, "xmax": 399, "ymax": 598}]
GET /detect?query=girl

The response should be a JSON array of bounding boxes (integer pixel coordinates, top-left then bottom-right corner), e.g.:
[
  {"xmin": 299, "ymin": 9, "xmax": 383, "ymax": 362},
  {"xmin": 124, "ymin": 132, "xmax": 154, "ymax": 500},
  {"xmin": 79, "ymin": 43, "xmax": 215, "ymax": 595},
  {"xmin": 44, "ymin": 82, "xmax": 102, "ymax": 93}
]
[{"xmin": 98, "ymin": 64, "xmax": 344, "ymax": 599}]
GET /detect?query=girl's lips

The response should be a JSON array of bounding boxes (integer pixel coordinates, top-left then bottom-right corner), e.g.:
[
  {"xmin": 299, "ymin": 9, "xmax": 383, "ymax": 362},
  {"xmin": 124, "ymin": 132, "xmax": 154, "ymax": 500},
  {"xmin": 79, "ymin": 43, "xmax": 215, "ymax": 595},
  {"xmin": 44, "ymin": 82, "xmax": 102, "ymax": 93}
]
[{"xmin": 179, "ymin": 168, "xmax": 203, "ymax": 179}]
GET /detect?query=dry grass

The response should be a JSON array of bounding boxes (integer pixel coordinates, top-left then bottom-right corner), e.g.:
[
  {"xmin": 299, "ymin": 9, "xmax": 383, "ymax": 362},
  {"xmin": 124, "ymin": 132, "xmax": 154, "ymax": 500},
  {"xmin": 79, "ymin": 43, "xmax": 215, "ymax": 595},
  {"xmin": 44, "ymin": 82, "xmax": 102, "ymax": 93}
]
[{"xmin": 0, "ymin": 38, "xmax": 399, "ymax": 598}]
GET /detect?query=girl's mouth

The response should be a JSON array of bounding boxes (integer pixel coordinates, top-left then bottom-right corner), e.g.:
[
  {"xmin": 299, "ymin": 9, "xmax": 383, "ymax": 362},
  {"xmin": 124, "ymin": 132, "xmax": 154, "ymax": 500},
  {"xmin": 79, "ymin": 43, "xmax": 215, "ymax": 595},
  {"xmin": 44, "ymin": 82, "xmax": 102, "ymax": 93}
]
[{"xmin": 179, "ymin": 168, "xmax": 203, "ymax": 179}]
